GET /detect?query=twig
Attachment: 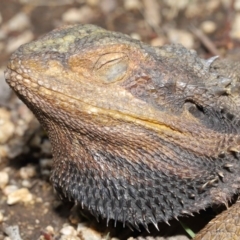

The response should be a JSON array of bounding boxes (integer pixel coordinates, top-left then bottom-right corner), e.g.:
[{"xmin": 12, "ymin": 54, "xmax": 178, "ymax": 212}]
[{"xmin": 190, "ymin": 25, "xmax": 221, "ymax": 57}]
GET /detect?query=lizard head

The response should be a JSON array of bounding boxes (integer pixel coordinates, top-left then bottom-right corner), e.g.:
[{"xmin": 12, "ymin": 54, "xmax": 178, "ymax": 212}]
[{"xmin": 5, "ymin": 24, "xmax": 240, "ymax": 229}]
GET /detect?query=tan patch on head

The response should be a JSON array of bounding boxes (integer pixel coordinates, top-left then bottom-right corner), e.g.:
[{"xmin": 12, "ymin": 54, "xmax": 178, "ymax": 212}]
[{"xmin": 68, "ymin": 57, "xmax": 93, "ymax": 78}]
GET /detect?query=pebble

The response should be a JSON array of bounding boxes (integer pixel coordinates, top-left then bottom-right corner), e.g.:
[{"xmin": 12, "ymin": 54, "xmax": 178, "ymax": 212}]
[
  {"xmin": 124, "ymin": 0, "xmax": 141, "ymax": 10},
  {"xmin": 6, "ymin": 30, "xmax": 34, "ymax": 53},
  {"xmin": 0, "ymin": 69, "xmax": 12, "ymax": 105},
  {"xmin": 39, "ymin": 158, "xmax": 52, "ymax": 178},
  {"xmin": 0, "ymin": 108, "xmax": 15, "ymax": 144},
  {"xmin": 130, "ymin": 33, "xmax": 141, "ymax": 40},
  {"xmin": 76, "ymin": 223, "xmax": 87, "ymax": 231},
  {"xmin": 205, "ymin": 1, "xmax": 221, "ymax": 12},
  {"xmin": 128, "ymin": 236, "xmax": 188, "ymax": 240},
  {"xmin": 100, "ymin": 0, "xmax": 118, "ymax": 13},
  {"xmin": 0, "ymin": 212, "xmax": 4, "ymax": 222},
  {"xmin": 0, "ymin": 43, "xmax": 3, "ymax": 53},
  {"xmin": 39, "ymin": 158, "xmax": 52, "ymax": 169},
  {"xmin": 167, "ymin": 29, "xmax": 194, "ymax": 49},
  {"xmin": 150, "ymin": 37, "xmax": 166, "ymax": 46},
  {"xmin": 231, "ymin": 13, "xmax": 240, "ymax": 39},
  {"xmin": 21, "ymin": 180, "xmax": 31, "ymax": 188},
  {"xmin": 3, "ymin": 12, "xmax": 30, "ymax": 32},
  {"xmin": 62, "ymin": 6, "xmax": 95, "ymax": 23},
  {"xmin": 60, "ymin": 225, "xmax": 78, "ymax": 236},
  {"xmin": 77, "ymin": 223, "xmax": 102, "ymax": 240},
  {"xmin": 45, "ymin": 225, "xmax": 55, "ymax": 235},
  {"xmin": 86, "ymin": 0, "xmax": 99, "ymax": 7},
  {"xmin": 40, "ymin": 139, "xmax": 52, "ymax": 155},
  {"xmin": 19, "ymin": 0, "xmax": 74, "ymax": 5},
  {"xmin": 200, "ymin": 20, "xmax": 217, "ymax": 34},
  {"xmin": 186, "ymin": 0, "xmax": 220, "ymax": 18},
  {"xmin": 234, "ymin": 0, "xmax": 240, "ymax": 10},
  {"xmin": 19, "ymin": 165, "xmax": 36, "ymax": 179},
  {"xmin": 3, "ymin": 185, "xmax": 19, "ymax": 196},
  {"xmin": 0, "ymin": 146, "xmax": 8, "ymax": 159},
  {"xmin": 0, "ymin": 31, "xmax": 6, "ymax": 40},
  {"xmin": 143, "ymin": 0, "xmax": 161, "ymax": 27},
  {"xmin": 2, "ymin": 224, "xmax": 22, "ymax": 240},
  {"xmin": 164, "ymin": 0, "xmax": 189, "ymax": 10},
  {"xmin": 7, "ymin": 188, "xmax": 33, "ymax": 205},
  {"xmin": 78, "ymin": 228, "xmax": 102, "ymax": 240},
  {"xmin": 60, "ymin": 235, "xmax": 80, "ymax": 240},
  {"xmin": 35, "ymin": 197, "xmax": 43, "ymax": 203},
  {"xmin": 0, "ymin": 171, "xmax": 9, "ymax": 189}
]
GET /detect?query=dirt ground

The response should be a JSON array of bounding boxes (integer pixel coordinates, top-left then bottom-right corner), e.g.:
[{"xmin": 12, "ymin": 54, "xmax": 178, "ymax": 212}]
[{"xmin": 1, "ymin": 0, "xmax": 240, "ymax": 239}]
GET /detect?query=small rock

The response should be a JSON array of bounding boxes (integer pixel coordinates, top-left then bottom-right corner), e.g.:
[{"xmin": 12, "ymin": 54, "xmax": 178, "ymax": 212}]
[
  {"xmin": 60, "ymin": 235, "xmax": 81, "ymax": 240},
  {"xmin": 2, "ymin": 224, "xmax": 22, "ymax": 240},
  {"xmin": 185, "ymin": 3, "xmax": 202, "ymax": 18},
  {"xmin": 231, "ymin": 13, "xmax": 240, "ymax": 40},
  {"xmin": 45, "ymin": 225, "xmax": 55, "ymax": 234},
  {"xmin": 35, "ymin": 197, "xmax": 43, "ymax": 203},
  {"xmin": 60, "ymin": 225, "xmax": 77, "ymax": 236},
  {"xmin": 19, "ymin": 165, "xmax": 36, "ymax": 179},
  {"xmin": 234, "ymin": 0, "xmax": 240, "ymax": 10},
  {"xmin": 0, "ymin": 30, "xmax": 6, "ymax": 40},
  {"xmin": 62, "ymin": 6, "xmax": 95, "ymax": 23},
  {"xmin": 40, "ymin": 158, "xmax": 52, "ymax": 178},
  {"xmin": 150, "ymin": 37, "xmax": 166, "ymax": 46},
  {"xmin": 167, "ymin": 29, "xmax": 194, "ymax": 49},
  {"xmin": 77, "ymin": 223, "xmax": 102, "ymax": 240},
  {"xmin": 76, "ymin": 223, "xmax": 87, "ymax": 231},
  {"xmin": 143, "ymin": 0, "xmax": 161, "ymax": 27},
  {"xmin": 21, "ymin": 180, "xmax": 31, "ymax": 188},
  {"xmin": 86, "ymin": 0, "xmax": 99, "ymax": 7},
  {"xmin": 3, "ymin": 12, "xmax": 30, "ymax": 32},
  {"xmin": 6, "ymin": 30, "xmax": 34, "ymax": 53},
  {"xmin": 100, "ymin": 0, "xmax": 118, "ymax": 13},
  {"xmin": 0, "ymin": 212, "xmax": 4, "ymax": 222},
  {"xmin": 3, "ymin": 185, "xmax": 19, "ymax": 196},
  {"xmin": 0, "ymin": 69, "xmax": 12, "ymax": 105},
  {"xmin": 79, "ymin": 229, "xmax": 102, "ymax": 240},
  {"xmin": 200, "ymin": 20, "xmax": 217, "ymax": 34},
  {"xmin": 0, "ymin": 171, "xmax": 9, "ymax": 189},
  {"xmin": 164, "ymin": 0, "xmax": 189, "ymax": 9},
  {"xmin": 0, "ymin": 108, "xmax": 15, "ymax": 144},
  {"xmin": 0, "ymin": 146, "xmax": 8, "ymax": 159},
  {"xmin": 130, "ymin": 33, "xmax": 141, "ymax": 40},
  {"xmin": 40, "ymin": 158, "xmax": 52, "ymax": 169},
  {"xmin": 19, "ymin": 0, "xmax": 75, "ymax": 5},
  {"xmin": 7, "ymin": 188, "xmax": 33, "ymax": 205},
  {"xmin": 40, "ymin": 139, "xmax": 52, "ymax": 154},
  {"xmin": 124, "ymin": 0, "xmax": 141, "ymax": 10},
  {"xmin": 0, "ymin": 42, "xmax": 3, "ymax": 52}
]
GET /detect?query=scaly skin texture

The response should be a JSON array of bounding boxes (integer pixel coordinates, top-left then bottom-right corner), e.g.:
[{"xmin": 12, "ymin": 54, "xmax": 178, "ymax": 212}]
[{"xmin": 4, "ymin": 24, "xmax": 240, "ymax": 238}]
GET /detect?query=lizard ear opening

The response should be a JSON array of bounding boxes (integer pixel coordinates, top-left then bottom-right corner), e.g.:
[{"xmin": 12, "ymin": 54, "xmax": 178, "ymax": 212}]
[{"xmin": 94, "ymin": 53, "xmax": 128, "ymax": 83}]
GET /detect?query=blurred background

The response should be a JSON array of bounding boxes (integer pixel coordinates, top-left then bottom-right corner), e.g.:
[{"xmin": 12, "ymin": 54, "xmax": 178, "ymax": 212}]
[{"xmin": 0, "ymin": 0, "xmax": 239, "ymax": 239}]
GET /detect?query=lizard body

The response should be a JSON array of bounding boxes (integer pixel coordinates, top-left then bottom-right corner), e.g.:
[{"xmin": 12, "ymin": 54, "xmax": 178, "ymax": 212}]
[{"xmin": 5, "ymin": 24, "xmax": 240, "ymax": 238}]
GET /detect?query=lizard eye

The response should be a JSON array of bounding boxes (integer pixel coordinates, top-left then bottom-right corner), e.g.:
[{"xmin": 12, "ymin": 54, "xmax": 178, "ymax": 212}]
[{"xmin": 94, "ymin": 53, "xmax": 128, "ymax": 83}]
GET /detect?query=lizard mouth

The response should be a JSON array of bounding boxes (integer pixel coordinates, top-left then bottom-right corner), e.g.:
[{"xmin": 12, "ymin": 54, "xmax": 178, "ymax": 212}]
[
  {"xmin": 6, "ymin": 64, "xmax": 234, "ymax": 162},
  {"xmin": 5, "ymin": 59, "xmax": 181, "ymax": 134}
]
